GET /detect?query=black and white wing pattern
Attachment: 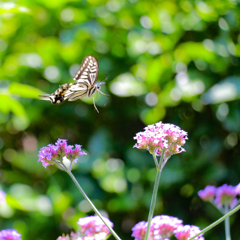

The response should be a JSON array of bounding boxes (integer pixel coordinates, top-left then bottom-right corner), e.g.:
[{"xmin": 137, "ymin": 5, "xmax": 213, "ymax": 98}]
[
  {"xmin": 73, "ymin": 56, "xmax": 99, "ymax": 86},
  {"xmin": 67, "ymin": 84, "xmax": 88, "ymax": 101},
  {"xmin": 38, "ymin": 56, "xmax": 106, "ymax": 113},
  {"xmin": 38, "ymin": 83, "xmax": 79, "ymax": 104}
]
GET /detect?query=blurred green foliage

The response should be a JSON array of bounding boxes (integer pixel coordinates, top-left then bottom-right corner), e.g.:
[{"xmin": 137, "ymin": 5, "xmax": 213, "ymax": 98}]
[{"xmin": 0, "ymin": 0, "xmax": 240, "ymax": 239}]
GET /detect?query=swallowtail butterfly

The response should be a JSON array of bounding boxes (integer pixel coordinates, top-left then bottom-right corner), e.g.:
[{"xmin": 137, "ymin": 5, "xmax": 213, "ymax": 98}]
[{"xmin": 38, "ymin": 56, "xmax": 107, "ymax": 113}]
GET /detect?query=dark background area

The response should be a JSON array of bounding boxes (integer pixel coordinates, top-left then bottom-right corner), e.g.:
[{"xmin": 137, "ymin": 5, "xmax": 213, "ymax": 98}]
[{"xmin": 0, "ymin": 0, "xmax": 240, "ymax": 239}]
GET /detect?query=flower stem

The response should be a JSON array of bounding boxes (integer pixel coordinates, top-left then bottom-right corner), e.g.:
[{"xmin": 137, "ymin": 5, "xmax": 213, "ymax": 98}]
[
  {"xmin": 66, "ymin": 170, "xmax": 121, "ymax": 240},
  {"xmin": 188, "ymin": 204, "xmax": 240, "ymax": 240},
  {"xmin": 224, "ymin": 204, "xmax": 231, "ymax": 240},
  {"xmin": 144, "ymin": 154, "xmax": 163, "ymax": 240}
]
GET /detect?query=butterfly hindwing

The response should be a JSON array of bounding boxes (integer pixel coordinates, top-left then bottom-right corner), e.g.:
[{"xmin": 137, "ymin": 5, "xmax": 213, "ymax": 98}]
[{"xmin": 38, "ymin": 83, "xmax": 78, "ymax": 104}]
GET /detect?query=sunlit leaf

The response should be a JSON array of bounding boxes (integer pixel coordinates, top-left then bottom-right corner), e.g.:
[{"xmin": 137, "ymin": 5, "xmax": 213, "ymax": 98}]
[{"xmin": 9, "ymin": 82, "xmax": 43, "ymax": 99}]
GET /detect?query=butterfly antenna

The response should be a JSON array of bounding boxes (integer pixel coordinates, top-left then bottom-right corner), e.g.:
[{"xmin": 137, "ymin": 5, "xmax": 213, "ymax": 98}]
[{"xmin": 92, "ymin": 97, "xmax": 99, "ymax": 113}]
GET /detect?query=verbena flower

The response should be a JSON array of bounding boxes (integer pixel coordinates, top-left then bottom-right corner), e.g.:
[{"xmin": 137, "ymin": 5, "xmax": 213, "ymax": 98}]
[
  {"xmin": 152, "ymin": 215, "xmax": 183, "ymax": 239},
  {"xmin": 198, "ymin": 185, "xmax": 216, "ymax": 202},
  {"xmin": 133, "ymin": 121, "xmax": 188, "ymax": 158},
  {"xmin": 0, "ymin": 229, "xmax": 22, "ymax": 240},
  {"xmin": 0, "ymin": 190, "xmax": 6, "ymax": 205},
  {"xmin": 214, "ymin": 184, "xmax": 237, "ymax": 209},
  {"xmin": 131, "ymin": 221, "xmax": 153, "ymax": 240},
  {"xmin": 38, "ymin": 139, "xmax": 87, "ymax": 169},
  {"xmin": 175, "ymin": 225, "xmax": 204, "ymax": 240},
  {"xmin": 132, "ymin": 215, "xmax": 183, "ymax": 240},
  {"xmin": 77, "ymin": 216, "xmax": 113, "ymax": 238}
]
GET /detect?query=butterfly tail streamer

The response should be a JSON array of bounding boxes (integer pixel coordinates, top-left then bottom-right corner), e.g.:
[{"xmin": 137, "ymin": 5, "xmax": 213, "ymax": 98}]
[{"xmin": 38, "ymin": 94, "xmax": 51, "ymax": 101}]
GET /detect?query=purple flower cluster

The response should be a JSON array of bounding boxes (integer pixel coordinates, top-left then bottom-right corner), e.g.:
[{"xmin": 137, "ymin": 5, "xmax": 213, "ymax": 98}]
[
  {"xmin": 0, "ymin": 229, "xmax": 22, "ymax": 240},
  {"xmin": 131, "ymin": 215, "xmax": 203, "ymax": 240},
  {"xmin": 133, "ymin": 122, "xmax": 188, "ymax": 158},
  {"xmin": 57, "ymin": 216, "xmax": 113, "ymax": 240},
  {"xmin": 38, "ymin": 139, "xmax": 87, "ymax": 168},
  {"xmin": 198, "ymin": 184, "xmax": 239, "ymax": 210}
]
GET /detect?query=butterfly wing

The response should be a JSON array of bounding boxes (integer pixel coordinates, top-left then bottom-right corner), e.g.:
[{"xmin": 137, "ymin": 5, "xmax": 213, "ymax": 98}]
[
  {"xmin": 38, "ymin": 83, "xmax": 78, "ymax": 104},
  {"xmin": 68, "ymin": 84, "xmax": 89, "ymax": 101},
  {"xmin": 73, "ymin": 56, "xmax": 99, "ymax": 86}
]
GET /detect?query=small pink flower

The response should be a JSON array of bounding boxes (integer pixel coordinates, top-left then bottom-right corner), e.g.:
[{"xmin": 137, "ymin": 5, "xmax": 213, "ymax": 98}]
[
  {"xmin": 214, "ymin": 184, "xmax": 237, "ymax": 208},
  {"xmin": 77, "ymin": 216, "xmax": 113, "ymax": 237},
  {"xmin": 152, "ymin": 215, "xmax": 183, "ymax": 239},
  {"xmin": 66, "ymin": 144, "xmax": 87, "ymax": 163},
  {"xmin": 131, "ymin": 221, "xmax": 154, "ymax": 240},
  {"xmin": 175, "ymin": 225, "xmax": 204, "ymax": 240},
  {"xmin": 198, "ymin": 185, "xmax": 216, "ymax": 202},
  {"xmin": 133, "ymin": 122, "xmax": 188, "ymax": 158}
]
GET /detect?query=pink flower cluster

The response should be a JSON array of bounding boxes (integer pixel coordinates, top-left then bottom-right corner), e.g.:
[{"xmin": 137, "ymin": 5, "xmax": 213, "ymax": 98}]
[
  {"xmin": 133, "ymin": 122, "xmax": 188, "ymax": 158},
  {"xmin": 0, "ymin": 229, "xmax": 22, "ymax": 240},
  {"xmin": 131, "ymin": 215, "xmax": 204, "ymax": 240},
  {"xmin": 38, "ymin": 139, "xmax": 87, "ymax": 168},
  {"xmin": 198, "ymin": 183, "xmax": 240, "ymax": 209},
  {"xmin": 175, "ymin": 225, "xmax": 204, "ymax": 240},
  {"xmin": 57, "ymin": 216, "xmax": 113, "ymax": 240},
  {"xmin": 77, "ymin": 216, "xmax": 113, "ymax": 236}
]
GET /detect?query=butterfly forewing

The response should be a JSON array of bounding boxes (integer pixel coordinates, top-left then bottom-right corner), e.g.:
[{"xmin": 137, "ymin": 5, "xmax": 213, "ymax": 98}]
[{"xmin": 73, "ymin": 56, "xmax": 99, "ymax": 86}]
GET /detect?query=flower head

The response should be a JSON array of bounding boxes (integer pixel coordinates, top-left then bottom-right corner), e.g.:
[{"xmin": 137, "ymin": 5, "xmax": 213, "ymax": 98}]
[
  {"xmin": 198, "ymin": 185, "xmax": 216, "ymax": 202},
  {"xmin": 131, "ymin": 221, "xmax": 153, "ymax": 240},
  {"xmin": 77, "ymin": 216, "xmax": 113, "ymax": 237},
  {"xmin": 0, "ymin": 229, "xmax": 22, "ymax": 240},
  {"xmin": 175, "ymin": 225, "xmax": 204, "ymax": 240},
  {"xmin": 38, "ymin": 139, "xmax": 87, "ymax": 169},
  {"xmin": 133, "ymin": 122, "xmax": 188, "ymax": 158},
  {"xmin": 214, "ymin": 184, "xmax": 237, "ymax": 208},
  {"xmin": 152, "ymin": 215, "xmax": 183, "ymax": 239}
]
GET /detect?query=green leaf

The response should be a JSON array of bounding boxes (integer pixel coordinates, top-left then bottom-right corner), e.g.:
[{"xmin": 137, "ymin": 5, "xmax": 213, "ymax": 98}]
[{"xmin": 9, "ymin": 82, "xmax": 43, "ymax": 99}]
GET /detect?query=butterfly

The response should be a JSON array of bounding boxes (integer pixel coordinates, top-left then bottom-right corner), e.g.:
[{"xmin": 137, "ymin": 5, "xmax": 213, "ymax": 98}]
[{"xmin": 38, "ymin": 56, "xmax": 107, "ymax": 113}]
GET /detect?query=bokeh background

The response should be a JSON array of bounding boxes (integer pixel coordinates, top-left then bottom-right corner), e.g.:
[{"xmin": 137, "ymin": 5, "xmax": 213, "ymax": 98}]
[{"xmin": 1, "ymin": 0, "xmax": 240, "ymax": 239}]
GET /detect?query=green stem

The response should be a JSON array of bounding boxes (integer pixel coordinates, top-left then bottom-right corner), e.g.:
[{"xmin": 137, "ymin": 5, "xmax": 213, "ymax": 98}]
[
  {"xmin": 144, "ymin": 154, "xmax": 163, "ymax": 240},
  {"xmin": 66, "ymin": 170, "xmax": 121, "ymax": 240},
  {"xmin": 188, "ymin": 204, "xmax": 240, "ymax": 240},
  {"xmin": 224, "ymin": 204, "xmax": 231, "ymax": 240}
]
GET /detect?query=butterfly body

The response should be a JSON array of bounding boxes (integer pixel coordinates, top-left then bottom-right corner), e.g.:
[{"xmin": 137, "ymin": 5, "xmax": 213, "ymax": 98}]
[{"xmin": 38, "ymin": 56, "xmax": 107, "ymax": 112}]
